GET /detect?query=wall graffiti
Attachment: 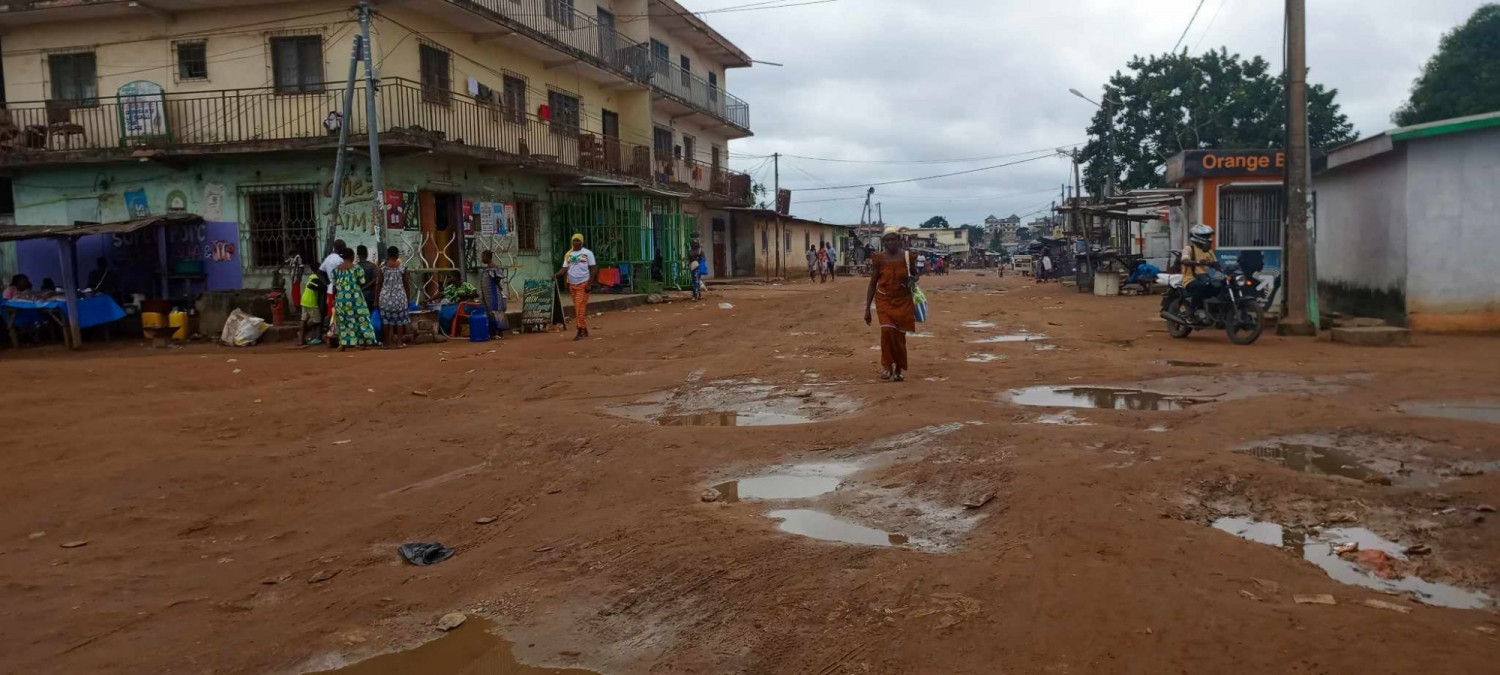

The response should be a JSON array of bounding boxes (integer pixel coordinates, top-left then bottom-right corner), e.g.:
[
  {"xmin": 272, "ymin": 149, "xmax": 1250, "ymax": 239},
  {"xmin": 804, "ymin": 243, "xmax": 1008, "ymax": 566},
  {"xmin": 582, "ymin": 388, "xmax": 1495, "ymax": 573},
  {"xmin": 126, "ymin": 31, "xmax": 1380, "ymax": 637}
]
[{"xmin": 323, "ymin": 169, "xmax": 379, "ymax": 236}]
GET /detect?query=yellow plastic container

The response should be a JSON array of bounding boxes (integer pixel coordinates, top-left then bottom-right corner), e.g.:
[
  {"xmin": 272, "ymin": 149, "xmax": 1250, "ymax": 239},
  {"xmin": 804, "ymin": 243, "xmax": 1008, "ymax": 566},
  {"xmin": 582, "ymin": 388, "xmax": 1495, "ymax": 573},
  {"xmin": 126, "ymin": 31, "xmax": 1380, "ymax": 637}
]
[
  {"xmin": 169, "ymin": 310, "xmax": 189, "ymax": 341},
  {"xmin": 141, "ymin": 311, "xmax": 166, "ymax": 339}
]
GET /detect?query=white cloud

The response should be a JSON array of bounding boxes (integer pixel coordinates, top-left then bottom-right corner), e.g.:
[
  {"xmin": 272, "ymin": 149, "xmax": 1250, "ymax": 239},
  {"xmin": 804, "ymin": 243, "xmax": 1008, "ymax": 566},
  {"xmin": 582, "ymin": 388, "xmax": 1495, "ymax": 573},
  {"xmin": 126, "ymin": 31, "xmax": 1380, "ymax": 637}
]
[{"xmin": 701, "ymin": 0, "xmax": 1486, "ymax": 225}]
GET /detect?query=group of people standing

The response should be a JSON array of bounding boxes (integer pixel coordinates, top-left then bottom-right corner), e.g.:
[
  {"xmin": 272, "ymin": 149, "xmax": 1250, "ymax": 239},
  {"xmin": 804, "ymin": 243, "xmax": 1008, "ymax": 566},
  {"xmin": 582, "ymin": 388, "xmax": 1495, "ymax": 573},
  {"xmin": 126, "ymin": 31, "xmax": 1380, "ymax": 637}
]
[
  {"xmin": 806, "ymin": 243, "xmax": 838, "ymax": 283},
  {"xmin": 299, "ymin": 239, "xmax": 413, "ymax": 351}
]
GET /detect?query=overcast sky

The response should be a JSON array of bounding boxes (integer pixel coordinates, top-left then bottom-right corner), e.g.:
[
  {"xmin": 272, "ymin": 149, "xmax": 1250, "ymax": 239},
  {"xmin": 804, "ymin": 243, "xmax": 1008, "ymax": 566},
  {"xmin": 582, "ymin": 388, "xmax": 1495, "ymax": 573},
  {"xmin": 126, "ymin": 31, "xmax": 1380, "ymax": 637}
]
[{"xmin": 697, "ymin": 0, "xmax": 1488, "ymax": 226}]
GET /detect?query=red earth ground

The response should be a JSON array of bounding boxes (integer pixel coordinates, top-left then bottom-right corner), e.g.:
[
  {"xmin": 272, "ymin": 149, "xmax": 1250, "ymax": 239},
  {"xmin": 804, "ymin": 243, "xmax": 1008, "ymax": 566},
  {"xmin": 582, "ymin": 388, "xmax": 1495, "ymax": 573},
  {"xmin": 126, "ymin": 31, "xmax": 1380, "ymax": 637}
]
[{"xmin": 2, "ymin": 269, "xmax": 1498, "ymax": 674}]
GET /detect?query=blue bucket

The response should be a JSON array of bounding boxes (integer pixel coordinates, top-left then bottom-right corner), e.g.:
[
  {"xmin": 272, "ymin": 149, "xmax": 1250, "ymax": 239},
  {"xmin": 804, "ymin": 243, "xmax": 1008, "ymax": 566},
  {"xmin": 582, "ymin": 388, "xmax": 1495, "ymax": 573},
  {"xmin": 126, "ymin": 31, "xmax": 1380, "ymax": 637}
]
[{"xmin": 468, "ymin": 311, "xmax": 490, "ymax": 342}]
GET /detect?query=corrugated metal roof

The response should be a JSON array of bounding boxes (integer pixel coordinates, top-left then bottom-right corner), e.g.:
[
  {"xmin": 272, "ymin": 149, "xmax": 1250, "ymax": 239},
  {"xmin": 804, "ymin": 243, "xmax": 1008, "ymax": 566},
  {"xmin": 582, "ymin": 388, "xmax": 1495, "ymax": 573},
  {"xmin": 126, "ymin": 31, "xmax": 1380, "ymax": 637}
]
[{"xmin": 0, "ymin": 213, "xmax": 203, "ymax": 242}]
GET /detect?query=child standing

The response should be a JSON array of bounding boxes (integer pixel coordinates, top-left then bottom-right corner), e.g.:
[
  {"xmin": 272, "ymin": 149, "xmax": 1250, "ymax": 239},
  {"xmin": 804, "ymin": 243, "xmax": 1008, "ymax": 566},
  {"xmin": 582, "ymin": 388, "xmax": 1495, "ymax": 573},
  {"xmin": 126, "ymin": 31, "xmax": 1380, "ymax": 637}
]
[{"xmin": 298, "ymin": 272, "xmax": 323, "ymax": 346}]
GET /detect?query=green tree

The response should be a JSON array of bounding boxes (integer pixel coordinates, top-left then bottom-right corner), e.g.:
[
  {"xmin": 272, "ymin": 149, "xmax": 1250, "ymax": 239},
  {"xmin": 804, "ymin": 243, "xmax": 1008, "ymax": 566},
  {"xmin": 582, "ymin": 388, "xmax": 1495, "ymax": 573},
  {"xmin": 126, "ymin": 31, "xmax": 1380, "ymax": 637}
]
[
  {"xmin": 919, "ymin": 216, "xmax": 949, "ymax": 229},
  {"xmin": 1079, "ymin": 50, "xmax": 1357, "ymax": 194},
  {"xmin": 1394, "ymin": 4, "xmax": 1500, "ymax": 126}
]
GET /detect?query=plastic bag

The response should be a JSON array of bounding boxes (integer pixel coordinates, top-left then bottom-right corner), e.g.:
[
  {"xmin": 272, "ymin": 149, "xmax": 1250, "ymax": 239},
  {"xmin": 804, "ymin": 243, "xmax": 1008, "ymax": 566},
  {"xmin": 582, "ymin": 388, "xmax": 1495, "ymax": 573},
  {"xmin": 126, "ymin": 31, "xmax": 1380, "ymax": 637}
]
[
  {"xmin": 912, "ymin": 285, "xmax": 929, "ymax": 323},
  {"xmin": 219, "ymin": 309, "xmax": 269, "ymax": 347}
]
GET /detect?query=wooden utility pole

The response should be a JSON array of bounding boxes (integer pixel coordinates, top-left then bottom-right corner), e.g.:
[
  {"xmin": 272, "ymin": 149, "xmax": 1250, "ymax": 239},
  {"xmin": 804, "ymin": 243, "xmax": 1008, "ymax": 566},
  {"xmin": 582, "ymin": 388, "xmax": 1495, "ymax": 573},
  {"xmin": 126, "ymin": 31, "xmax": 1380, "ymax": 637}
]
[{"xmin": 1281, "ymin": 0, "xmax": 1315, "ymax": 334}]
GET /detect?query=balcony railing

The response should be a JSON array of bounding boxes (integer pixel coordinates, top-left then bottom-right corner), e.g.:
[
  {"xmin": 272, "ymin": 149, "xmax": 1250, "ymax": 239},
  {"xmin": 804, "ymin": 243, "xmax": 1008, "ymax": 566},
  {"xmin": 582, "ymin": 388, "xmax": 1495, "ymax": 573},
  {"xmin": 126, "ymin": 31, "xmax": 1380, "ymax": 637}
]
[
  {"xmin": 450, "ymin": 0, "xmax": 651, "ymax": 85},
  {"xmin": 0, "ymin": 79, "xmax": 751, "ymax": 202},
  {"xmin": 649, "ymin": 58, "xmax": 751, "ymax": 131}
]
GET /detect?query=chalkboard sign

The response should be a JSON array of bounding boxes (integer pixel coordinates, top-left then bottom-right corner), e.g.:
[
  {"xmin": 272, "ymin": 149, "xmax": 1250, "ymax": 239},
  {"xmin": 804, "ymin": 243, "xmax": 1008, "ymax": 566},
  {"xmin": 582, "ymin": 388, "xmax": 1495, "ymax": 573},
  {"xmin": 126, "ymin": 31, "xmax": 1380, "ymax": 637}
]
[{"xmin": 522, "ymin": 279, "xmax": 564, "ymax": 332}]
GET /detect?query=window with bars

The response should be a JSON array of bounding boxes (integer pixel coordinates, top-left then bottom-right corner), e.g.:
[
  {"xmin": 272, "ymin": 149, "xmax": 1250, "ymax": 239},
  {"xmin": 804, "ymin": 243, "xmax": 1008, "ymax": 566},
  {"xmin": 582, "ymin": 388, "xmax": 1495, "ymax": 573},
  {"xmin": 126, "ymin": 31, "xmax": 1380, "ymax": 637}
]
[
  {"xmin": 47, "ymin": 51, "xmax": 98, "ymax": 105},
  {"xmin": 419, "ymin": 43, "xmax": 451, "ymax": 104},
  {"xmin": 1218, "ymin": 187, "xmax": 1284, "ymax": 248},
  {"xmin": 270, "ymin": 35, "xmax": 324, "ymax": 94},
  {"xmin": 243, "ymin": 186, "xmax": 319, "ymax": 267},
  {"xmin": 501, "ymin": 75, "xmax": 527, "ymax": 124},
  {"xmin": 545, "ymin": 0, "xmax": 575, "ymax": 27},
  {"xmin": 515, "ymin": 198, "xmax": 540, "ymax": 252},
  {"xmin": 653, "ymin": 127, "xmax": 673, "ymax": 158},
  {"xmin": 650, "ymin": 39, "xmax": 669, "ymax": 76},
  {"xmin": 547, "ymin": 90, "xmax": 579, "ymax": 137},
  {"xmin": 176, "ymin": 41, "xmax": 208, "ymax": 81}
]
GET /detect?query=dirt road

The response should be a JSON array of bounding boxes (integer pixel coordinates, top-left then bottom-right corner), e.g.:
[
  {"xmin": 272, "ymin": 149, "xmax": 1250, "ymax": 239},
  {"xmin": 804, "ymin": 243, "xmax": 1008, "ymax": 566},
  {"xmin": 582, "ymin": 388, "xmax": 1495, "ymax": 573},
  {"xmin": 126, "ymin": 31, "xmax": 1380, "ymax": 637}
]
[{"xmin": 3, "ymin": 270, "xmax": 1498, "ymax": 674}]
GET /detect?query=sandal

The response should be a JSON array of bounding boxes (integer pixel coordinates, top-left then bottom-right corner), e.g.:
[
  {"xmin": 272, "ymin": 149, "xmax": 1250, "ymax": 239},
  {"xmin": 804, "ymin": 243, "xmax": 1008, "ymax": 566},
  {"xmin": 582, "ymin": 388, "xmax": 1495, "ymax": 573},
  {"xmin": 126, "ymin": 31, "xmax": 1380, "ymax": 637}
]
[
  {"xmin": 892, "ymin": 369, "xmax": 905, "ymax": 382},
  {"xmin": 879, "ymin": 368, "xmax": 893, "ymax": 381}
]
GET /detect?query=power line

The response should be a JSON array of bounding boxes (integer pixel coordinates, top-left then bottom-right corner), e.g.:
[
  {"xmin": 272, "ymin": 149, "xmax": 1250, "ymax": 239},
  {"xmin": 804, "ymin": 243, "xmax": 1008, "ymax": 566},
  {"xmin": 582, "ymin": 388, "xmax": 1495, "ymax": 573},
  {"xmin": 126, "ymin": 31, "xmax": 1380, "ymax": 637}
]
[
  {"xmin": 795, "ymin": 152, "xmax": 1061, "ymax": 191},
  {"xmin": 615, "ymin": 0, "xmax": 839, "ymax": 20},
  {"xmin": 1191, "ymin": 0, "xmax": 1231, "ymax": 53},
  {"xmin": 731, "ymin": 142, "xmax": 1085, "ymax": 165},
  {"xmin": 1171, "ymin": 0, "xmax": 1210, "ymax": 53}
]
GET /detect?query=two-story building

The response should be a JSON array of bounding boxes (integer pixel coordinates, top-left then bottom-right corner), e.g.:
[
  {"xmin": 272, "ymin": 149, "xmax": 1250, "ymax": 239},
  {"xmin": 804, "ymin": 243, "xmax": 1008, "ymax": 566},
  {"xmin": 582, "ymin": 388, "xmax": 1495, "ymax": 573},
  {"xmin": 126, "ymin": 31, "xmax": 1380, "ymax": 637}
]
[{"xmin": 0, "ymin": 0, "xmax": 753, "ymax": 305}]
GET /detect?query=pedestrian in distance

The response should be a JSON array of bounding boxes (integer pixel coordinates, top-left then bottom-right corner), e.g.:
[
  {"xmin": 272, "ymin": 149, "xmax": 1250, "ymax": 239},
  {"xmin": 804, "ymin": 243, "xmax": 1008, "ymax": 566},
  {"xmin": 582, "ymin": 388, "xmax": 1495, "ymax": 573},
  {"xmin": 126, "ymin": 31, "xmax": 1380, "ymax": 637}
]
[
  {"xmin": 806, "ymin": 245, "xmax": 818, "ymax": 282},
  {"xmin": 689, "ymin": 234, "xmax": 706, "ymax": 301},
  {"xmin": 816, "ymin": 243, "xmax": 830, "ymax": 283},
  {"xmin": 332, "ymin": 247, "xmax": 379, "ymax": 351},
  {"xmin": 318, "ymin": 239, "xmax": 345, "ymax": 341},
  {"xmin": 864, "ymin": 231, "xmax": 919, "ymax": 382},
  {"xmin": 555, "ymin": 233, "xmax": 597, "ymax": 341},
  {"xmin": 355, "ymin": 244, "xmax": 379, "ymax": 314},
  {"xmin": 375, "ymin": 246, "xmax": 412, "ymax": 348}
]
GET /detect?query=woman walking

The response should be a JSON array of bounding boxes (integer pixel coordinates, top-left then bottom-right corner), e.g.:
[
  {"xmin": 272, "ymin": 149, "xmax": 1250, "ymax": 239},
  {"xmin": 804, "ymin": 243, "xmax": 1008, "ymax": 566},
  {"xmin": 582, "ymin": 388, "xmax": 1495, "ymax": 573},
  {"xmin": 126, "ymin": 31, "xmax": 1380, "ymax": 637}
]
[
  {"xmin": 864, "ymin": 232, "xmax": 918, "ymax": 382},
  {"xmin": 332, "ymin": 247, "xmax": 379, "ymax": 351},
  {"xmin": 375, "ymin": 246, "xmax": 412, "ymax": 347},
  {"xmin": 555, "ymin": 233, "xmax": 597, "ymax": 341}
]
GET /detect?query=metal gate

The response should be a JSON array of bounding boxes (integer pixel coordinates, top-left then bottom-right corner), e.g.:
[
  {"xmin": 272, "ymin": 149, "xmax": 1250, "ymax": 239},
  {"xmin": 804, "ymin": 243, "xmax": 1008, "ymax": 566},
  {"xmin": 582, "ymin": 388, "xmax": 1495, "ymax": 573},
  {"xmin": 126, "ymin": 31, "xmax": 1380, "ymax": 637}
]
[{"xmin": 548, "ymin": 190, "xmax": 694, "ymax": 292}]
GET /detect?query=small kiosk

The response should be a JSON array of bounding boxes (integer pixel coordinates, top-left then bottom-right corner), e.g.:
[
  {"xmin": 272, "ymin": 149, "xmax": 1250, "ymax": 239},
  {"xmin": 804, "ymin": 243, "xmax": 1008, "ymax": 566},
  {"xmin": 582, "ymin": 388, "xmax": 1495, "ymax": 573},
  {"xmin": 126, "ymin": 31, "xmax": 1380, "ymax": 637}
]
[{"xmin": 1165, "ymin": 149, "xmax": 1287, "ymax": 308}]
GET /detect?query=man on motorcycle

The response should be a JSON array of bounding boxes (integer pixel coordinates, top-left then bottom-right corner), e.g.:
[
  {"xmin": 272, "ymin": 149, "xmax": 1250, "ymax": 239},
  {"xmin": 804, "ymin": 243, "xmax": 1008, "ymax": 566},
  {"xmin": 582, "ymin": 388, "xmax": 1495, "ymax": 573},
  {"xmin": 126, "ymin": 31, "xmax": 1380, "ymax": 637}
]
[{"xmin": 1182, "ymin": 224, "xmax": 1218, "ymax": 322}]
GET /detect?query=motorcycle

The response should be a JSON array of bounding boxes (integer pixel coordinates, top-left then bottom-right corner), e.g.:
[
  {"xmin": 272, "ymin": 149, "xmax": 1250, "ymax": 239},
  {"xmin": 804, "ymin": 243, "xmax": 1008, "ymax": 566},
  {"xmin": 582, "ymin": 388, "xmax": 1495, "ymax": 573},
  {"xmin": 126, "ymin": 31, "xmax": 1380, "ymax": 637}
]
[{"xmin": 1157, "ymin": 261, "xmax": 1267, "ymax": 345}]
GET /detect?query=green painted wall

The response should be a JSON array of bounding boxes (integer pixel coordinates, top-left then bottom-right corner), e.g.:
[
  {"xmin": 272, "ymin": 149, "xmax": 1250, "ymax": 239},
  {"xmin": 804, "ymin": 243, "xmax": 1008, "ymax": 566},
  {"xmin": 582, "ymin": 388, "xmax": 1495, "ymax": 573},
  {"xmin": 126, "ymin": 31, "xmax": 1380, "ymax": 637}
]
[{"xmin": 6, "ymin": 154, "xmax": 561, "ymax": 300}]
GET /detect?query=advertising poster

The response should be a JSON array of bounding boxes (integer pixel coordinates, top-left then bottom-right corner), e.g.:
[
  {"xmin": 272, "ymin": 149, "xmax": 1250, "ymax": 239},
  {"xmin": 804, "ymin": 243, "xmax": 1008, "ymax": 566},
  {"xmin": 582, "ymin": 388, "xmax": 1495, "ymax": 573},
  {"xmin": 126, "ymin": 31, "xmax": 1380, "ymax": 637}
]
[
  {"xmin": 479, "ymin": 201, "xmax": 497, "ymax": 235},
  {"xmin": 462, "ymin": 200, "xmax": 475, "ymax": 235},
  {"xmin": 493, "ymin": 202, "xmax": 509, "ymax": 235}
]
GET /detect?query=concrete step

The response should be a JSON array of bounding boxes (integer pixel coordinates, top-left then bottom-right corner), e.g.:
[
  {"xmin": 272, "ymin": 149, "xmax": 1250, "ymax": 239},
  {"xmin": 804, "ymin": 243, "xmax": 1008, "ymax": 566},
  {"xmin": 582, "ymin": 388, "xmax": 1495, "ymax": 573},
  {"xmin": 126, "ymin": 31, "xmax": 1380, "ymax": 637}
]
[{"xmin": 1331, "ymin": 326, "xmax": 1411, "ymax": 347}]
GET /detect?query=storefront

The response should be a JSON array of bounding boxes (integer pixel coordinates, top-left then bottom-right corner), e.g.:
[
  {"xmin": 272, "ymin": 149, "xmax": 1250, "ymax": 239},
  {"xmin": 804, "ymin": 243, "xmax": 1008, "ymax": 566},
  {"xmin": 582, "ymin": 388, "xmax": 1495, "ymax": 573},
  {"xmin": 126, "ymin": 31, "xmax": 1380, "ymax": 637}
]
[{"xmin": 1165, "ymin": 149, "xmax": 1286, "ymax": 303}]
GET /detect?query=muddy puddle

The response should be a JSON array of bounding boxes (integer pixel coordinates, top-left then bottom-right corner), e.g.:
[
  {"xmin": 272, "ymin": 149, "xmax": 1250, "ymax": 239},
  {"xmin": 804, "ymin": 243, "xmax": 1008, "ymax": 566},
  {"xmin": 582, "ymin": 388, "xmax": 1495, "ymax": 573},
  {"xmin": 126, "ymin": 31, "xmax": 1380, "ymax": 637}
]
[
  {"xmin": 1211, "ymin": 517, "xmax": 1490, "ymax": 610},
  {"xmin": 311, "ymin": 618, "xmax": 596, "ymax": 674},
  {"xmin": 965, "ymin": 353, "xmax": 1003, "ymax": 363},
  {"xmin": 1163, "ymin": 360, "xmax": 1221, "ymax": 368},
  {"xmin": 607, "ymin": 379, "xmax": 860, "ymax": 427},
  {"xmin": 972, "ymin": 333, "xmax": 1049, "ymax": 344},
  {"xmin": 1400, "ymin": 400, "xmax": 1500, "ymax": 425},
  {"xmin": 1239, "ymin": 433, "xmax": 1496, "ymax": 487},
  {"xmin": 1008, "ymin": 386, "xmax": 1206, "ymax": 411},
  {"xmin": 1032, "ymin": 410, "xmax": 1093, "ymax": 426},
  {"xmin": 711, "ymin": 462, "xmax": 860, "ymax": 503},
  {"xmin": 706, "ymin": 424, "xmax": 977, "ymax": 551},
  {"xmin": 1005, "ymin": 373, "xmax": 1350, "ymax": 411},
  {"xmin": 769, "ymin": 509, "xmax": 910, "ymax": 547},
  {"xmin": 962, "ymin": 320, "xmax": 999, "ymax": 329}
]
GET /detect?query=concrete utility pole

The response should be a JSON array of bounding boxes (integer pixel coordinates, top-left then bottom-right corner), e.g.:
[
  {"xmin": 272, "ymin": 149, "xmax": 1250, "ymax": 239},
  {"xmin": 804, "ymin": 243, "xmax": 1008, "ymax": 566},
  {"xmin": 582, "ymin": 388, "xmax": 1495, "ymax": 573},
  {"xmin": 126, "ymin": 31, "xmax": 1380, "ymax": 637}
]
[
  {"xmin": 325, "ymin": 35, "xmax": 362, "ymax": 256},
  {"xmin": 359, "ymin": 1, "xmax": 386, "ymax": 252},
  {"xmin": 1280, "ymin": 0, "xmax": 1316, "ymax": 335},
  {"xmin": 773, "ymin": 152, "xmax": 781, "ymax": 279}
]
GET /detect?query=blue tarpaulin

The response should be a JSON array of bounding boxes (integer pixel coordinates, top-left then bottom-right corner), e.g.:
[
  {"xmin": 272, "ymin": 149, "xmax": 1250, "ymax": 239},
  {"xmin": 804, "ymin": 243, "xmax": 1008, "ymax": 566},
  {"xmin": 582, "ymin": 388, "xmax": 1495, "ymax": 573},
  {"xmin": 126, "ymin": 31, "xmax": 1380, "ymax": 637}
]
[{"xmin": 2, "ymin": 296, "xmax": 128, "ymax": 329}]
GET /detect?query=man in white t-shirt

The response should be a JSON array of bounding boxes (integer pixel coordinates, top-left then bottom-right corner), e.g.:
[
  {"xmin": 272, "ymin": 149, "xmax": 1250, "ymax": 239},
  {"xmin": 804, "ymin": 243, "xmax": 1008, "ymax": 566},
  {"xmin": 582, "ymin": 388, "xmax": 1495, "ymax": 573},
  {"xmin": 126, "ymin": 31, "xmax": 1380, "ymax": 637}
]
[
  {"xmin": 554, "ymin": 233, "xmax": 597, "ymax": 341},
  {"xmin": 317, "ymin": 239, "xmax": 346, "ymax": 339}
]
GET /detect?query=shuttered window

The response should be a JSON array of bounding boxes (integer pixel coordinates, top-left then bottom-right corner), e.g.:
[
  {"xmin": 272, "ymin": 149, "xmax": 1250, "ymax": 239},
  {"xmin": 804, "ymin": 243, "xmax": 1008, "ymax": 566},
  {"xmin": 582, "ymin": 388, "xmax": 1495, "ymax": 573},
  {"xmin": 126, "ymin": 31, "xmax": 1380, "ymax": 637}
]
[
  {"xmin": 1218, "ymin": 187, "xmax": 1284, "ymax": 248},
  {"xmin": 48, "ymin": 52, "xmax": 98, "ymax": 104},
  {"xmin": 419, "ymin": 43, "xmax": 451, "ymax": 104},
  {"xmin": 270, "ymin": 36, "xmax": 324, "ymax": 93}
]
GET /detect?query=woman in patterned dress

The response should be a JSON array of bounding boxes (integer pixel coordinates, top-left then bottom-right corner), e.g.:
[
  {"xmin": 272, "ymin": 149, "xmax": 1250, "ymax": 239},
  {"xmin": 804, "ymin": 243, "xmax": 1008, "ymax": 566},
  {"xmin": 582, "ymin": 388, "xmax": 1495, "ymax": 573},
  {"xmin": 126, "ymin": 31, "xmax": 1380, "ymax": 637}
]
[
  {"xmin": 375, "ymin": 245, "xmax": 412, "ymax": 348},
  {"xmin": 332, "ymin": 247, "xmax": 379, "ymax": 351}
]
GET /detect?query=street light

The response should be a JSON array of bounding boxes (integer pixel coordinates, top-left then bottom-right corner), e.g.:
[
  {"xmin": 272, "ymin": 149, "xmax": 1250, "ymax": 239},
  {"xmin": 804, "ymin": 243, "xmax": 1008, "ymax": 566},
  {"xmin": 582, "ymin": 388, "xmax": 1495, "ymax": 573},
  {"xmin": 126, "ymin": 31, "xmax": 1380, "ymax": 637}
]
[{"xmin": 1069, "ymin": 88, "xmax": 1121, "ymax": 198}]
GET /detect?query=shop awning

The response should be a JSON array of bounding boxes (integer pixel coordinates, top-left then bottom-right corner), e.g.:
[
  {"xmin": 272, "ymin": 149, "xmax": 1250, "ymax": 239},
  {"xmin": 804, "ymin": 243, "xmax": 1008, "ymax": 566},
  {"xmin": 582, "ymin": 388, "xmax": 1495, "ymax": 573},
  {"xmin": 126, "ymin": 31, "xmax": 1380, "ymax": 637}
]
[{"xmin": 0, "ymin": 213, "xmax": 204, "ymax": 242}]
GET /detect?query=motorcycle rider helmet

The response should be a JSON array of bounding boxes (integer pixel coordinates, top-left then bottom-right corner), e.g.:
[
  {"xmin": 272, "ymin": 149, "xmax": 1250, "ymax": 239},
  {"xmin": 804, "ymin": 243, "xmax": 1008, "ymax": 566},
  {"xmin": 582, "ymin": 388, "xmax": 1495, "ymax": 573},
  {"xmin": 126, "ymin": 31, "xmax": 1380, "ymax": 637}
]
[{"xmin": 1189, "ymin": 224, "xmax": 1214, "ymax": 250}]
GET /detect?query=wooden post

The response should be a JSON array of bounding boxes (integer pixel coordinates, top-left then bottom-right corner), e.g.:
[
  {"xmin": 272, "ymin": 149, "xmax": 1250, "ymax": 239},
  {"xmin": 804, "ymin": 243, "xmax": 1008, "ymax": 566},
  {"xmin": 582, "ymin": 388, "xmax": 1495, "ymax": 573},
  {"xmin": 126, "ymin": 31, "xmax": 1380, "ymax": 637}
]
[
  {"xmin": 156, "ymin": 221, "xmax": 170, "ymax": 299},
  {"xmin": 58, "ymin": 237, "xmax": 83, "ymax": 349}
]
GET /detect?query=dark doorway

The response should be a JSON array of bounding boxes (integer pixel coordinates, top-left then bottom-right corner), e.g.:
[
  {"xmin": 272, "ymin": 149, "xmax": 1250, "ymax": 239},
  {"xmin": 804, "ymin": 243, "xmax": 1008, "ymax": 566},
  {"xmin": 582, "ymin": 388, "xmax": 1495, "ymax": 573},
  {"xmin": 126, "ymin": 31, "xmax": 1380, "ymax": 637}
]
[
  {"xmin": 602, "ymin": 109, "xmax": 620, "ymax": 172},
  {"xmin": 420, "ymin": 190, "xmax": 462, "ymax": 300},
  {"xmin": 712, "ymin": 217, "xmax": 727, "ymax": 277}
]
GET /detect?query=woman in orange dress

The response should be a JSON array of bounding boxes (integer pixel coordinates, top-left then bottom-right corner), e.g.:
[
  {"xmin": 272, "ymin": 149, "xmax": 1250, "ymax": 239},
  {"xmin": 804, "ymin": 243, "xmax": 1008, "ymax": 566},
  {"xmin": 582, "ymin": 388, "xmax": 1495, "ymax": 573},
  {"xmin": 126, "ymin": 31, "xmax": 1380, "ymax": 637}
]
[{"xmin": 864, "ymin": 232, "xmax": 918, "ymax": 382}]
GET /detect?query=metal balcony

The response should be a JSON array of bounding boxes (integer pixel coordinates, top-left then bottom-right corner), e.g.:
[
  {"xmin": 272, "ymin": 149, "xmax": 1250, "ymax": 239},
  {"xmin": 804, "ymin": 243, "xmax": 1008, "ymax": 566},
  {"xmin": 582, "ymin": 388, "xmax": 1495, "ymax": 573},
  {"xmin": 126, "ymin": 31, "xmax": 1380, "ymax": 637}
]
[
  {"xmin": 0, "ymin": 79, "xmax": 752, "ymax": 204},
  {"xmin": 443, "ymin": 0, "xmax": 651, "ymax": 86},
  {"xmin": 648, "ymin": 57, "xmax": 751, "ymax": 134}
]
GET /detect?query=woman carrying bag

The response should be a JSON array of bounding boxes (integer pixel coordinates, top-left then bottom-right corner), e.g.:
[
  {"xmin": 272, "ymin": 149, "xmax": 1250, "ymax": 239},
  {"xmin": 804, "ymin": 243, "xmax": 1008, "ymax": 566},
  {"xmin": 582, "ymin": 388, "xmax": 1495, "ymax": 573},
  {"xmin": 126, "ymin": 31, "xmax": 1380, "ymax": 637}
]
[{"xmin": 863, "ymin": 232, "xmax": 926, "ymax": 382}]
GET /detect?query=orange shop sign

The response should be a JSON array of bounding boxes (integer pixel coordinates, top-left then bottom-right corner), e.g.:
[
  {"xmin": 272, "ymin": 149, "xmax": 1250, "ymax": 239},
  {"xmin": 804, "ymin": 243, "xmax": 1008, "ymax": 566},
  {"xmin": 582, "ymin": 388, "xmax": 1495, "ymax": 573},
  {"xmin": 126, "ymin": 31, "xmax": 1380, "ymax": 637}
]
[{"xmin": 1168, "ymin": 149, "xmax": 1286, "ymax": 181}]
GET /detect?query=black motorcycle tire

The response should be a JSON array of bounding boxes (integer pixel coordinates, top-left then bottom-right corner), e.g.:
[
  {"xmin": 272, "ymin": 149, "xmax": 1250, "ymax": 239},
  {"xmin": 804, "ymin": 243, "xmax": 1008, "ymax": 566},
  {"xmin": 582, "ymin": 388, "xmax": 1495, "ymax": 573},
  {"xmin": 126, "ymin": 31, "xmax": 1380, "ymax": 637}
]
[
  {"xmin": 1167, "ymin": 297, "xmax": 1194, "ymax": 339},
  {"xmin": 1226, "ymin": 301, "xmax": 1265, "ymax": 345}
]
